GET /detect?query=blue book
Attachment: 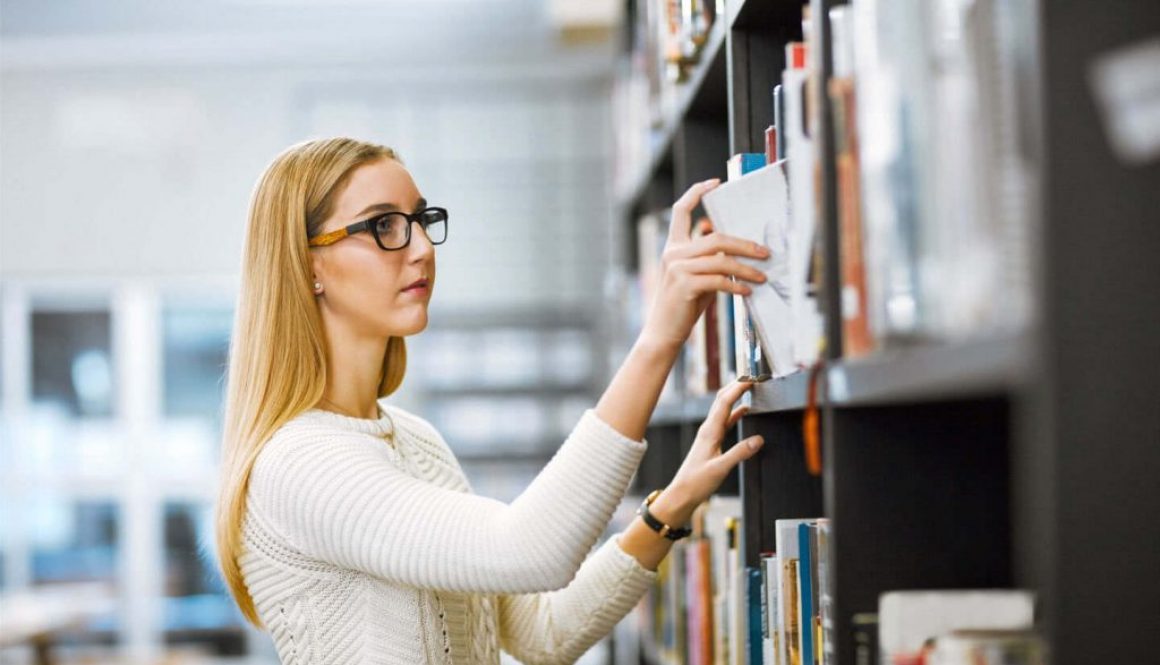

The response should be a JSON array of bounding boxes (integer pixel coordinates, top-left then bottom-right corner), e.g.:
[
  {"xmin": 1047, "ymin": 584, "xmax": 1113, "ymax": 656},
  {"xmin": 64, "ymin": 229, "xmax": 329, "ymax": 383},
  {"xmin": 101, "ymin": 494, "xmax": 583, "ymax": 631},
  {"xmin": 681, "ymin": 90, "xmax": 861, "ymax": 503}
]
[
  {"xmin": 798, "ymin": 523, "xmax": 815, "ymax": 665},
  {"xmin": 747, "ymin": 566, "xmax": 765, "ymax": 665}
]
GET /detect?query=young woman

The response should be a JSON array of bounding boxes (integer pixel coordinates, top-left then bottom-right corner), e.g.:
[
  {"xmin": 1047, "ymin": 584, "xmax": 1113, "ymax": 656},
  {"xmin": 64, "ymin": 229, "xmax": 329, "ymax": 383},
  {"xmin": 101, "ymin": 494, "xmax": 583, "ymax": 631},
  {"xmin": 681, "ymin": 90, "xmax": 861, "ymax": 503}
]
[{"xmin": 215, "ymin": 137, "xmax": 771, "ymax": 663}]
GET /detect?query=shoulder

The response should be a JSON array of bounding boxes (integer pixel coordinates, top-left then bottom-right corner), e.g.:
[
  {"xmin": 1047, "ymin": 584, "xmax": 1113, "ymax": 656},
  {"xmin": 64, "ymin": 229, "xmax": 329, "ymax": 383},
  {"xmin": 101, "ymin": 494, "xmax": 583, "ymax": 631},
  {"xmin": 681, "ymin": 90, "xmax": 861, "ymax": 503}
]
[{"xmin": 252, "ymin": 410, "xmax": 390, "ymax": 479}]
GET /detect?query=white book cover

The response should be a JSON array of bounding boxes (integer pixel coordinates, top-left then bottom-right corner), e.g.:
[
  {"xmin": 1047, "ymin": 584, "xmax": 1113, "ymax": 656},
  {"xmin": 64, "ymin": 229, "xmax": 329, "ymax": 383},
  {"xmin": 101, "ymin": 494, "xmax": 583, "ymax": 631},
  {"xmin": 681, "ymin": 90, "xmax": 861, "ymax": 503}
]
[{"xmin": 702, "ymin": 163, "xmax": 797, "ymax": 378}]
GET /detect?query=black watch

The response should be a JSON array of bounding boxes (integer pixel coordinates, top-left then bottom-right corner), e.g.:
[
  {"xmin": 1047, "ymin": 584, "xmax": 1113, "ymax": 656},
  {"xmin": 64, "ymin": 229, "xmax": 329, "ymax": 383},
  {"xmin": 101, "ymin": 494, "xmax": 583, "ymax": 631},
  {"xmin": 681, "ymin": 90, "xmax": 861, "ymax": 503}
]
[{"xmin": 637, "ymin": 489, "xmax": 692, "ymax": 541}]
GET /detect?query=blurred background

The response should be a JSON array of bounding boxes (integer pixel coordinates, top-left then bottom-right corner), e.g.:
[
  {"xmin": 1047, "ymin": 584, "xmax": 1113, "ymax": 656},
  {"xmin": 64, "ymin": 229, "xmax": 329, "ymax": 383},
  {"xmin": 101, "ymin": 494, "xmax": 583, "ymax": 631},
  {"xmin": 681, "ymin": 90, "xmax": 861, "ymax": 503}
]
[{"xmin": 0, "ymin": 0, "xmax": 631, "ymax": 662}]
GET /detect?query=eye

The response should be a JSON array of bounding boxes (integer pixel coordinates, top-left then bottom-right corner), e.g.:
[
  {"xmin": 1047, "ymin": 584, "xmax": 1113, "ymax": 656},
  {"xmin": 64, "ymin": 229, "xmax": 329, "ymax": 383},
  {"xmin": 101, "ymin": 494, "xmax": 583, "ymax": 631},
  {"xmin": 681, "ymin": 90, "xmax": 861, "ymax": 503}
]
[{"xmin": 372, "ymin": 213, "xmax": 408, "ymax": 245}]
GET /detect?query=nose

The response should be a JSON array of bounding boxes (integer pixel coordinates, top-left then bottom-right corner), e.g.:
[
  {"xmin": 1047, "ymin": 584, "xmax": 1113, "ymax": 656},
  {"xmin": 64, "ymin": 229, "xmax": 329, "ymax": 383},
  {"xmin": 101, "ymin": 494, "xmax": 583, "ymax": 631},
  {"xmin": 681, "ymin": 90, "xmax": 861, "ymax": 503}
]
[{"xmin": 406, "ymin": 220, "xmax": 435, "ymax": 261}]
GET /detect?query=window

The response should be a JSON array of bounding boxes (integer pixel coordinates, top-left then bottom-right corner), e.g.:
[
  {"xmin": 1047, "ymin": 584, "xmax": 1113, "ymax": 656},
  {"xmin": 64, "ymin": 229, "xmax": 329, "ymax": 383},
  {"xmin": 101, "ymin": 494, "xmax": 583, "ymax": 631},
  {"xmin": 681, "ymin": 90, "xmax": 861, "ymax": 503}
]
[{"xmin": 31, "ymin": 309, "xmax": 115, "ymax": 418}]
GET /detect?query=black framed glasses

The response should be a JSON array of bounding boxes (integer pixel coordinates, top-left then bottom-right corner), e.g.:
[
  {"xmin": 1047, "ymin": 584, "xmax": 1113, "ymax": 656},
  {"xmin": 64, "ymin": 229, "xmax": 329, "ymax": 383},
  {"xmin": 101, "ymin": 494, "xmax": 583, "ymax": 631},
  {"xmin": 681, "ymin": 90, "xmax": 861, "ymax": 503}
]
[{"xmin": 308, "ymin": 207, "xmax": 449, "ymax": 251}]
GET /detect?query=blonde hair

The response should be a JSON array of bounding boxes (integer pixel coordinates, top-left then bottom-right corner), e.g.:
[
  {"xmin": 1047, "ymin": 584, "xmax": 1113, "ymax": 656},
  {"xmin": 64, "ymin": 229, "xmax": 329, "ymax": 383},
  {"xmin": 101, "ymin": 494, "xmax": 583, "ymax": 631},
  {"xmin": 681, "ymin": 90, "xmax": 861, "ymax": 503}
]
[{"xmin": 214, "ymin": 137, "xmax": 407, "ymax": 627}]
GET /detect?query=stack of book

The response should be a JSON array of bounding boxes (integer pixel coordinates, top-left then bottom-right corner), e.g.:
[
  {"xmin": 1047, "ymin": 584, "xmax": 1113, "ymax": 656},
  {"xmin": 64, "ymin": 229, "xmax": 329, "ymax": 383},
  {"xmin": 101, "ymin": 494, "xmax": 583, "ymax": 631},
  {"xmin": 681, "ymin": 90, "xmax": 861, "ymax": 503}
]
[
  {"xmin": 638, "ymin": 496, "xmax": 742, "ymax": 664},
  {"xmin": 612, "ymin": 0, "xmax": 719, "ymax": 200},
  {"xmin": 636, "ymin": 508, "xmax": 832, "ymax": 665},
  {"xmin": 689, "ymin": 9, "xmax": 827, "ymax": 390},
  {"xmin": 843, "ymin": 0, "xmax": 1035, "ymax": 350},
  {"xmin": 877, "ymin": 590, "xmax": 1042, "ymax": 665}
]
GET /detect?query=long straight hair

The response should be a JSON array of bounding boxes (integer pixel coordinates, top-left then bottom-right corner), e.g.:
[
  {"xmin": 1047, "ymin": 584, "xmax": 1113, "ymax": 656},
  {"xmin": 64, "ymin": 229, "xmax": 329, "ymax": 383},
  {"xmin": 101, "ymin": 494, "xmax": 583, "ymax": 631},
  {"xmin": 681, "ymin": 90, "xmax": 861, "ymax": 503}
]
[{"xmin": 215, "ymin": 137, "xmax": 407, "ymax": 627}]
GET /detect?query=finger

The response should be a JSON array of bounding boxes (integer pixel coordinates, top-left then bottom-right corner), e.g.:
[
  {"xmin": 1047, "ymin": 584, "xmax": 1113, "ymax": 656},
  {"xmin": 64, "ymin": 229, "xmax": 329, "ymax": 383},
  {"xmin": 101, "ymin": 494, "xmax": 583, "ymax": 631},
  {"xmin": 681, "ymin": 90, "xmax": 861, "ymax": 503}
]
[
  {"xmin": 708, "ymin": 378, "xmax": 756, "ymax": 424},
  {"xmin": 673, "ymin": 254, "xmax": 768, "ymax": 285},
  {"xmin": 668, "ymin": 179, "xmax": 721, "ymax": 243},
  {"xmin": 725, "ymin": 434, "xmax": 765, "ymax": 467},
  {"xmin": 686, "ymin": 274, "xmax": 754, "ymax": 298},
  {"xmin": 725, "ymin": 405, "xmax": 750, "ymax": 430},
  {"xmin": 667, "ymin": 232, "xmax": 771, "ymax": 262}
]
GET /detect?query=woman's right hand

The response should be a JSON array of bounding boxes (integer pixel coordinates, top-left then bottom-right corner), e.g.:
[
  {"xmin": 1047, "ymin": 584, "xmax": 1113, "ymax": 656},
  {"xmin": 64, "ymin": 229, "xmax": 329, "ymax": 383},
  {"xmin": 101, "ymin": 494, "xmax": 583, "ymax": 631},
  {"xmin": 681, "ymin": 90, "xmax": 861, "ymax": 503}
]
[
  {"xmin": 652, "ymin": 378, "xmax": 766, "ymax": 526},
  {"xmin": 641, "ymin": 178, "xmax": 772, "ymax": 349}
]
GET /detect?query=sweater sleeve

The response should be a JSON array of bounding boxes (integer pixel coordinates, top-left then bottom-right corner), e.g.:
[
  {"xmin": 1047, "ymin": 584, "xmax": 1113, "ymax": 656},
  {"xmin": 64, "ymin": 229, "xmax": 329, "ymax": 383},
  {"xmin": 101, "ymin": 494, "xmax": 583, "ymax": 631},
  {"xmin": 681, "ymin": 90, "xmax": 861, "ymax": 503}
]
[
  {"xmin": 247, "ymin": 408, "xmax": 647, "ymax": 595},
  {"xmin": 497, "ymin": 534, "xmax": 658, "ymax": 665}
]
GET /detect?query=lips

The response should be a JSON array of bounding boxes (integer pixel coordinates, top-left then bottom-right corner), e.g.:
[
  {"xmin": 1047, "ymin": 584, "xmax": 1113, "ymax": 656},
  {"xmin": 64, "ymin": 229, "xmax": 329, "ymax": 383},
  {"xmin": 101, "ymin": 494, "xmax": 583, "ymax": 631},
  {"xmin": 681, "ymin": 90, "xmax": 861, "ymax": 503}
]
[{"xmin": 402, "ymin": 278, "xmax": 429, "ymax": 292}]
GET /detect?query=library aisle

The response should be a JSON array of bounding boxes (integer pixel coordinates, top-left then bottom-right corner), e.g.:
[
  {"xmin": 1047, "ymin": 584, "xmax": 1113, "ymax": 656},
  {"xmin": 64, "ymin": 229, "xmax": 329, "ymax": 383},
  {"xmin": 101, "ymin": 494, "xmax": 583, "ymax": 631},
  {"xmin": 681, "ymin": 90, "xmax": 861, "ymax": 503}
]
[{"xmin": 2, "ymin": 1, "xmax": 1157, "ymax": 665}]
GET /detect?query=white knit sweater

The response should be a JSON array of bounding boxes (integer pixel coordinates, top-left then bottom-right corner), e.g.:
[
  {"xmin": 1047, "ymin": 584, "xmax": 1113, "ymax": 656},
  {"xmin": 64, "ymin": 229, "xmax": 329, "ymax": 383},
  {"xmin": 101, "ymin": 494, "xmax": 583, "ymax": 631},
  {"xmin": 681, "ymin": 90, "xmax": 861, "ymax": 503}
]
[{"xmin": 239, "ymin": 401, "xmax": 659, "ymax": 664}]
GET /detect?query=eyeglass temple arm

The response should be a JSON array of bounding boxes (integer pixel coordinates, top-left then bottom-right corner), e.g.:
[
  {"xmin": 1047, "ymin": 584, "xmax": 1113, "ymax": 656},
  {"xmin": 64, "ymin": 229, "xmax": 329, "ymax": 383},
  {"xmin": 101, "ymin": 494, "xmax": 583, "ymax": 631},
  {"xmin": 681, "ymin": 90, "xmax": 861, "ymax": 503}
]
[{"xmin": 307, "ymin": 221, "xmax": 368, "ymax": 247}]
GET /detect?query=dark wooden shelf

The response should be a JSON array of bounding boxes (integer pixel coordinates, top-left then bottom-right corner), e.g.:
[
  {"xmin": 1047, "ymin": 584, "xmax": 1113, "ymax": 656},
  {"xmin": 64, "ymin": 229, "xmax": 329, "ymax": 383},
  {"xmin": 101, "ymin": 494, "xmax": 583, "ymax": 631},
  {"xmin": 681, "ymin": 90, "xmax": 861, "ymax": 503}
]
[
  {"xmin": 730, "ymin": 0, "xmax": 806, "ymax": 32},
  {"xmin": 750, "ymin": 369, "xmax": 810, "ymax": 414},
  {"xmin": 618, "ymin": 20, "xmax": 728, "ymax": 212},
  {"xmin": 826, "ymin": 331, "xmax": 1032, "ymax": 407}
]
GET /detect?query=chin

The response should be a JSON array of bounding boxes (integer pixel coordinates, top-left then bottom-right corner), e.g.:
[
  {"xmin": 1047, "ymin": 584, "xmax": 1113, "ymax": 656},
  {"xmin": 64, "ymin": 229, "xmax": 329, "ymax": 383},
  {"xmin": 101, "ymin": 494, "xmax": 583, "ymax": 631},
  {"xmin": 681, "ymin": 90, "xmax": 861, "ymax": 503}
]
[{"xmin": 391, "ymin": 310, "xmax": 429, "ymax": 337}]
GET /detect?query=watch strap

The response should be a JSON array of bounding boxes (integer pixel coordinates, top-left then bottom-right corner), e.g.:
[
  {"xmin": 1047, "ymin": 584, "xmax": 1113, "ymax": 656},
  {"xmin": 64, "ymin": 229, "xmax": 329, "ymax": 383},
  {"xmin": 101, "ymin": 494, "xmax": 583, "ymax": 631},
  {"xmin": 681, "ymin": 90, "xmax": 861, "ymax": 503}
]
[{"xmin": 638, "ymin": 489, "xmax": 692, "ymax": 541}]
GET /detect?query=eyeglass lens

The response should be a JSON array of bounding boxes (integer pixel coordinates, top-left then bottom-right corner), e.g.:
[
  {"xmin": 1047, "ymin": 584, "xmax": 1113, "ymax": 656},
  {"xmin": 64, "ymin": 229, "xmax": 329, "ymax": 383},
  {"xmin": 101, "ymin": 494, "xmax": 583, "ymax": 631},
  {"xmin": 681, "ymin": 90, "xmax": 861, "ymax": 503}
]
[{"xmin": 373, "ymin": 209, "xmax": 448, "ymax": 249}]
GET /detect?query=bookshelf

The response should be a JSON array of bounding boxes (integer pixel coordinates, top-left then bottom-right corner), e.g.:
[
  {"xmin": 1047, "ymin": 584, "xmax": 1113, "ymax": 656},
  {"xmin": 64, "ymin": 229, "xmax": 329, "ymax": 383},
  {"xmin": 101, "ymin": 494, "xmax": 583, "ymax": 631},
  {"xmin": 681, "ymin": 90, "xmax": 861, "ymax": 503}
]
[{"xmin": 616, "ymin": 1, "xmax": 1160, "ymax": 664}]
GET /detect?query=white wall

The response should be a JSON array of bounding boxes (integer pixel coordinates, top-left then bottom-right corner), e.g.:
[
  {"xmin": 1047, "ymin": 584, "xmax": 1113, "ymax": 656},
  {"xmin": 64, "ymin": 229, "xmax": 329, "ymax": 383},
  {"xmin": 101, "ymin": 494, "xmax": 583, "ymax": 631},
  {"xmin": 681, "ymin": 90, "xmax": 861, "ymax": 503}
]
[{"xmin": 0, "ymin": 64, "xmax": 616, "ymax": 310}]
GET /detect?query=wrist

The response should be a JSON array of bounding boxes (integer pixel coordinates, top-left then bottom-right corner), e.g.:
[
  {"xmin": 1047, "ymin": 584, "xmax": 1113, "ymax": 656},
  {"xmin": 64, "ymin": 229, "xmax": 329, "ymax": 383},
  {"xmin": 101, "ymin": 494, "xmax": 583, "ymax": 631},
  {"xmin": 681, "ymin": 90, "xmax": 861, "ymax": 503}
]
[
  {"xmin": 645, "ymin": 485, "xmax": 698, "ymax": 531},
  {"xmin": 635, "ymin": 329, "xmax": 684, "ymax": 360}
]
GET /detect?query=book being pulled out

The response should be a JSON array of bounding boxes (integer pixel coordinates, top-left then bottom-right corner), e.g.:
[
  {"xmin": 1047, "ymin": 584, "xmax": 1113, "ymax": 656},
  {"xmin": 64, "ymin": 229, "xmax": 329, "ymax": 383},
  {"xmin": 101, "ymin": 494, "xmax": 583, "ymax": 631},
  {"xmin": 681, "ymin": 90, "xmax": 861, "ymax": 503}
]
[{"xmin": 701, "ymin": 162, "xmax": 798, "ymax": 379}]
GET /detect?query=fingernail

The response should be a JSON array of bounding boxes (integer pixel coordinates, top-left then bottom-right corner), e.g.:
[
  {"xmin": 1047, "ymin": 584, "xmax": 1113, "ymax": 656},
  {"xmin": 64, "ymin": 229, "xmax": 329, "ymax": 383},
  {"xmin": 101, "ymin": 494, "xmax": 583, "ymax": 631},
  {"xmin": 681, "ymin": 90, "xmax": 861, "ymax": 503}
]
[{"xmin": 747, "ymin": 436, "xmax": 764, "ymax": 451}]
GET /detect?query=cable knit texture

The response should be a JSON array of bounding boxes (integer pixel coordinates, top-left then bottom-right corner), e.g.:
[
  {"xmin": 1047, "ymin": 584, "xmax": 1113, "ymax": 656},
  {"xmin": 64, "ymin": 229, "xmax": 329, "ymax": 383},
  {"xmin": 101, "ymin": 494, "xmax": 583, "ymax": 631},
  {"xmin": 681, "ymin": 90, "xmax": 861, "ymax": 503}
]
[{"xmin": 240, "ymin": 401, "xmax": 659, "ymax": 664}]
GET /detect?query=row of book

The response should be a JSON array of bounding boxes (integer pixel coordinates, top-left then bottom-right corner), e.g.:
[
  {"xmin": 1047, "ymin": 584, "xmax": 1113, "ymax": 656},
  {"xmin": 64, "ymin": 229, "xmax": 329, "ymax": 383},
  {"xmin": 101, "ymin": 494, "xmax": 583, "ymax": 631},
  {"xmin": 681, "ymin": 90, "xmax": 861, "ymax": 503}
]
[
  {"xmin": 613, "ymin": 0, "xmax": 719, "ymax": 202},
  {"xmin": 635, "ymin": 499, "xmax": 1043, "ymax": 665},
  {"xmin": 628, "ymin": 0, "xmax": 1036, "ymax": 398}
]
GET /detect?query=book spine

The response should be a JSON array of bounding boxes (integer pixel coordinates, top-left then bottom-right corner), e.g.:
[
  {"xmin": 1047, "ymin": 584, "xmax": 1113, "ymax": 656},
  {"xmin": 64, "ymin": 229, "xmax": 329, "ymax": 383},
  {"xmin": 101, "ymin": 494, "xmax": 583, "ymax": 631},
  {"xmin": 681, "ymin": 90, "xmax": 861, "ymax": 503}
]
[
  {"xmin": 762, "ymin": 554, "xmax": 781, "ymax": 665},
  {"xmin": 797, "ymin": 523, "xmax": 815, "ymax": 665},
  {"xmin": 773, "ymin": 84, "xmax": 786, "ymax": 160},
  {"xmin": 730, "ymin": 153, "xmax": 771, "ymax": 381},
  {"xmin": 748, "ymin": 566, "xmax": 765, "ymax": 665},
  {"xmin": 816, "ymin": 520, "xmax": 834, "ymax": 664}
]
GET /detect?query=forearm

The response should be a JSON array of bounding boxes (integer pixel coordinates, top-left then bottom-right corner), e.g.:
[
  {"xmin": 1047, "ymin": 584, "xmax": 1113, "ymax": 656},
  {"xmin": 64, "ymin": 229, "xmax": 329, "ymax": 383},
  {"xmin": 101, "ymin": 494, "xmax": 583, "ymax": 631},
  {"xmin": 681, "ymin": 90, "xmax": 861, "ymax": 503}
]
[
  {"xmin": 498, "ymin": 537, "xmax": 660, "ymax": 665},
  {"xmin": 594, "ymin": 333, "xmax": 684, "ymax": 443}
]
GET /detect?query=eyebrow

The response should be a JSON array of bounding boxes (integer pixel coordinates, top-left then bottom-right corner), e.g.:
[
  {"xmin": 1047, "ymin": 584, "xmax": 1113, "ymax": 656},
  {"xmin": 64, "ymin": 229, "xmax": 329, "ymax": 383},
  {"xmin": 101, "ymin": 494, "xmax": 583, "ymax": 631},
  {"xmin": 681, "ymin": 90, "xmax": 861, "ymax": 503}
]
[{"xmin": 354, "ymin": 197, "xmax": 427, "ymax": 219}]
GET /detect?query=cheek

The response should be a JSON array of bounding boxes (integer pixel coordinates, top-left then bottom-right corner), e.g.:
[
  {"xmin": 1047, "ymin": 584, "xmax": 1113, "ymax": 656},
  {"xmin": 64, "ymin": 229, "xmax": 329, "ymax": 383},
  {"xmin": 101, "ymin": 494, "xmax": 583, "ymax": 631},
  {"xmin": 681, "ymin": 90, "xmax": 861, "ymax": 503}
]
[{"xmin": 329, "ymin": 247, "xmax": 404, "ymax": 307}]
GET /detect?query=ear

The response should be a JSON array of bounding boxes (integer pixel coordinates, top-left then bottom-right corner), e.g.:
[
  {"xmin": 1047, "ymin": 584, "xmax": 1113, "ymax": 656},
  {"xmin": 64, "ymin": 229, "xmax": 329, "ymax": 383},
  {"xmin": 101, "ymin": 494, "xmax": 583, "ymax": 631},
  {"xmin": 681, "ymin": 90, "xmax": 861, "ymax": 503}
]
[{"xmin": 310, "ymin": 250, "xmax": 327, "ymax": 294}]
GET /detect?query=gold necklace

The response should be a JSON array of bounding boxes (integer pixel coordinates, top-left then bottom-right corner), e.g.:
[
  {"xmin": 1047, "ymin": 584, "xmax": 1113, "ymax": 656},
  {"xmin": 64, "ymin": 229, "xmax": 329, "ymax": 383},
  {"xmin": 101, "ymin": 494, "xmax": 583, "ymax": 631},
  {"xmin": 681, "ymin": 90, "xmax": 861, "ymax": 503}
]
[
  {"xmin": 319, "ymin": 396, "xmax": 396, "ymax": 447},
  {"xmin": 318, "ymin": 396, "xmax": 374, "ymax": 419}
]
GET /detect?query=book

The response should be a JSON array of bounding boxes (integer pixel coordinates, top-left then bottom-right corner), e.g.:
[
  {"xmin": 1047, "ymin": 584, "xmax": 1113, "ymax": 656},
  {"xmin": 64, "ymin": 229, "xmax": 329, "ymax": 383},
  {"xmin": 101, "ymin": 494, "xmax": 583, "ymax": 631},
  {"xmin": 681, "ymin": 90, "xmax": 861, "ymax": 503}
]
[
  {"xmin": 781, "ymin": 50, "xmax": 824, "ymax": 368},
  {"xmin": 688, "ymin": 538, "xmax": 714, "ymax": 665},
  {"xmin": 702, "ymin": 163, "xmax": 797, "ymax": 378},
  {"xmin": 851, "ymin": 613, "xmax": 878, "ymax": 665},
  {"xmin": 851, "ymin": 0, "xmax": 1034, "ymax": 346},
  {"xmin": 747, "ymin": 566, "xmax": 765, "ymax": 665},
  {"xmin": 794, "ymin": 522, "xmax": 825, "ymax": 665},
  {"xmin": 774, "ymin": 518, "xmax": 819, "ymax": 665},
  {"xmin": 760, "ymin": 552, "xmax": 779, "ymax": 663},
  {"xmin": 878, "ymin": 590, "xmax": 1035, "ymax": 665},
  {"xmin": 828, "ymin": 6, "xmax": 874, "ymax": 358},
  {"xmin": 723, "ymin": 153, "xmax": 772, "ymax": 384},
  {"xmin": 704, "ymin": 496, "xmax": 742, "ymax": 665},
  {"xmin": 727, "ymin": 518, "xmax": 746, "ymax": 665},
  {"xmin": 815, "ymin": 520, "xmax": 834, "ymax": 664},
  {"xmin": 929, "ymin": 629, "xmax": 1047, "ymax": 665},
  {"xmin": 761, "ymin": 554, "xmax": 780, "ymax": 665}
]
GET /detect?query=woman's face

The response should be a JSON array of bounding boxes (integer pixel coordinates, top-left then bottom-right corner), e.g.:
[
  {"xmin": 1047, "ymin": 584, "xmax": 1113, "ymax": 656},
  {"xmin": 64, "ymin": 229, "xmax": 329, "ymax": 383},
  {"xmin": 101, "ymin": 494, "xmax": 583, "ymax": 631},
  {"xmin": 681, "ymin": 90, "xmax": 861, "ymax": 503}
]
[{"xmin": 310, "ymin": 158, "xmax": 435, "ymax": 338}]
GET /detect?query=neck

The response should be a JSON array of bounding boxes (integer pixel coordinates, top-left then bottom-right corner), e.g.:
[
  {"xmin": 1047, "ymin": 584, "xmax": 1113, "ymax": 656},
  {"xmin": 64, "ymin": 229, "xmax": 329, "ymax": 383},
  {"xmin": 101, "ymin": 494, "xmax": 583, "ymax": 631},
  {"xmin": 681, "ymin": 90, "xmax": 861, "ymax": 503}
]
[{"xmin": 317, "ymin": 314, "xmax": 389, "ymax": 420}]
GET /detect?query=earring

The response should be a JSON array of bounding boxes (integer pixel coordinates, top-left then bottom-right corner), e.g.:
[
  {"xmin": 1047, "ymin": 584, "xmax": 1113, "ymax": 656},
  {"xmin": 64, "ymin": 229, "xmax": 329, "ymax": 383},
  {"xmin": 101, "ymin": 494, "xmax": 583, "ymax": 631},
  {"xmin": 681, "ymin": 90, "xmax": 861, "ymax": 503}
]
[{"xmin": 313, "ymin": 281, "xmax": 323, "ymax": 293}]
